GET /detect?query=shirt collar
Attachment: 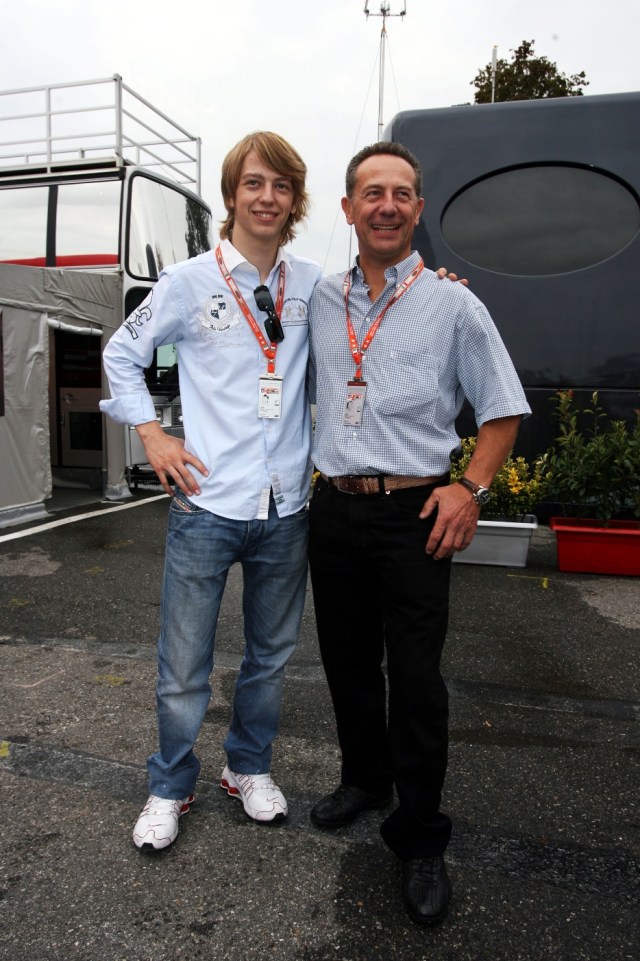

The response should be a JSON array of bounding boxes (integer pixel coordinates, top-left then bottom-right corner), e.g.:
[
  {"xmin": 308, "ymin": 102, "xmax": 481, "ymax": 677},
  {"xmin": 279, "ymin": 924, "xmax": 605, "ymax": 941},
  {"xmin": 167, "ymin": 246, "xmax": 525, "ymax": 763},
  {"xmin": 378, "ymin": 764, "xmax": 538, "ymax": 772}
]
[
  {"xmin": 353, "ymin": 249, "xmax": 422, "ymax": 288},
  {"xmin": 219, "ymin": 237, "xmax": 291, "ymax": 277}
]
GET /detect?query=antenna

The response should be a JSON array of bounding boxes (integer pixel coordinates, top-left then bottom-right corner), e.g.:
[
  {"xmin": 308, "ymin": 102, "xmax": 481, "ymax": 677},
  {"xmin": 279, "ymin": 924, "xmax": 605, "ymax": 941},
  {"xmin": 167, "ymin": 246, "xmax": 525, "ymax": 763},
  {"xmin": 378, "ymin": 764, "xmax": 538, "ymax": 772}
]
[
  {"xmin": 364, "ymin": 2, "xmax": 407, "ymax": 139},
  {"xmin": 491, "ymin": 44, "xmax": 498, "ymax": 103}
]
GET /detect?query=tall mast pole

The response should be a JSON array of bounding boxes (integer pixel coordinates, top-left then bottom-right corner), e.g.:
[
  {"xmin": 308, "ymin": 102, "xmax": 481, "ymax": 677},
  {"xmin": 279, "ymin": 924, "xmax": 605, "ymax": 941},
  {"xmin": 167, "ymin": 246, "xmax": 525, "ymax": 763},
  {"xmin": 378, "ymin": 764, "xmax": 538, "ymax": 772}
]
[
  {"xmin": 491, "ymin": 44, "xmax": 498, "ymax": 103},
  {"xmin": 364, "ymin": 2, "xmax": 406, "ymax": 140}
]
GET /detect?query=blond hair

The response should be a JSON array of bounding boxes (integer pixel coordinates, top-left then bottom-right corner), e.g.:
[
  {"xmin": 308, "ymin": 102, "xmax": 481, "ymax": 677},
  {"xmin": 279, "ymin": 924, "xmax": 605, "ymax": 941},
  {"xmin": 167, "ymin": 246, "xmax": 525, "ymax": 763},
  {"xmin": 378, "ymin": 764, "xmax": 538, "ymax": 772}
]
[{"xmin": 219, "ymin": 131, "xmax": 310, "ymax": 247}]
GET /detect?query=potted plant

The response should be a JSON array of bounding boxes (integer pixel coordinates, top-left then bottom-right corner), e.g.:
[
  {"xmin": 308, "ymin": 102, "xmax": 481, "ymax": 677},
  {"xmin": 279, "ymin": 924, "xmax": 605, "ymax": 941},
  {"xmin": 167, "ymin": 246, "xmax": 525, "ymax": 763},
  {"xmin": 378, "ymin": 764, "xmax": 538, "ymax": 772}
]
[
  {"xmin": 538, "ymin": 390, "xmax": 640, "ymax": 575},
  {"xmin": 450, "ymin": 437, "xmax": 542, "ymax": 567}
]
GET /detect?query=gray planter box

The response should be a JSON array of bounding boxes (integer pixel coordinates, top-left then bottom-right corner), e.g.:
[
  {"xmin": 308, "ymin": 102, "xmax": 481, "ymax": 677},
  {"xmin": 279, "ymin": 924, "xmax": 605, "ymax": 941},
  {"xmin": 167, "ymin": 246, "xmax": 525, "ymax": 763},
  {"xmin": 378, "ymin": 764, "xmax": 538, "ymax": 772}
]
[{"xmin": 453, "ymin": 515, "xmax": 538, "ymax": 568}]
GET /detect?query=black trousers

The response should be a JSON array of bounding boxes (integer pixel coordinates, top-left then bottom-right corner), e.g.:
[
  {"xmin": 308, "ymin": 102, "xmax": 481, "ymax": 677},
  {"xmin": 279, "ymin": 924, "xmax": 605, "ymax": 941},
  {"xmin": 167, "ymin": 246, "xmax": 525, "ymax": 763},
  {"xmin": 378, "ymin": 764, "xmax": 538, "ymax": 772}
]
[{"xmin": 308, "ymin": 476, "xmax": 453, "ymax": 859}]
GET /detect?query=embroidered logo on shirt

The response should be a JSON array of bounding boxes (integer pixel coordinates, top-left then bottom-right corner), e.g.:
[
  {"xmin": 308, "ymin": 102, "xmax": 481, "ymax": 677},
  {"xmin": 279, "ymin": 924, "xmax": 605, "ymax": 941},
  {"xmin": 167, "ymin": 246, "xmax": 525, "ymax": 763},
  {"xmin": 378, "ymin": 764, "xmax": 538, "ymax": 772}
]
[
  {"xmin": 281, "ymin": 298, "xmax": 309, "ymax": 326},
  {"xmin": 199, "ymin": 294, "xmax": 239, "ymax": 332},
  {"xmin": 123, "ymin": 290, "xmax": 154, "ymax": 340}
]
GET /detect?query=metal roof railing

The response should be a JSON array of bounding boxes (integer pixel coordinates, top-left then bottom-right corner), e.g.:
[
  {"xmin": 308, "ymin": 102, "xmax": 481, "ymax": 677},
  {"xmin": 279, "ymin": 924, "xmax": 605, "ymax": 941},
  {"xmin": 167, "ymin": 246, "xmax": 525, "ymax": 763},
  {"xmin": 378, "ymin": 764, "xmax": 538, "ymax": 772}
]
[{"xmin": 0, "ymin": 74, "xmax": 202, "ymax": 194}]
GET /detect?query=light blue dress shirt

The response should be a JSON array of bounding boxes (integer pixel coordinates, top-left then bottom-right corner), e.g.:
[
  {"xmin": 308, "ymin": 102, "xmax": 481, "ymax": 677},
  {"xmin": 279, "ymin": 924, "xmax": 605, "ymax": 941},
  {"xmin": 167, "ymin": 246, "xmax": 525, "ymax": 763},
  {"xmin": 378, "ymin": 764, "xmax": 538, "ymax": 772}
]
[
  {"xmin": 101, "ymin": 239, "xmax": 322, "ymax": 519},
  {"xmin": 309, "ymin": 251, "xmax": 531, "ymax": 478}
]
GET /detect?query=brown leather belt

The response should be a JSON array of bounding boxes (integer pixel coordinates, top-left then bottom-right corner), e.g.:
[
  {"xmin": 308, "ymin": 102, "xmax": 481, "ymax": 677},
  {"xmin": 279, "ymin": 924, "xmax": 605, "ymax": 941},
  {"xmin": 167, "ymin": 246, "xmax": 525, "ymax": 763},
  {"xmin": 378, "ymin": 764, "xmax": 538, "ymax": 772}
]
[{"xmin": 319, "ymin": 472, "xmax": 447, "ymax": 495}]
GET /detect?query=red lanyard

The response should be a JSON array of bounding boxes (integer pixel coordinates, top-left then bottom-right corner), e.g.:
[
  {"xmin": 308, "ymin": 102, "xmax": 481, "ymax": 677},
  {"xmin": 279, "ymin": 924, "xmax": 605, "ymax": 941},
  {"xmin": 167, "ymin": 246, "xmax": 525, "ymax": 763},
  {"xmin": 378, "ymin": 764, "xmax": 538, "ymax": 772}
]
[
  {"xmin": 343, "ymin": 259, "xmax": 424, "ymax": 381},
  {"xmin": 215, "ymin": 245, "xmax": 286, "ymax": 374}
]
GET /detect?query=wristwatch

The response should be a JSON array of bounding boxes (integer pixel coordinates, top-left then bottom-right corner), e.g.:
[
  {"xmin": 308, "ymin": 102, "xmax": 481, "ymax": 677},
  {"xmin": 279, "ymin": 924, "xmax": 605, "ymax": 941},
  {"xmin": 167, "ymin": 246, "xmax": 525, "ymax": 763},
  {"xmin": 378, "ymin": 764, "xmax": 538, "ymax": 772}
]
[{"xmin": 457, "ymin": 475, "xmax": 491, "ymax": 506}]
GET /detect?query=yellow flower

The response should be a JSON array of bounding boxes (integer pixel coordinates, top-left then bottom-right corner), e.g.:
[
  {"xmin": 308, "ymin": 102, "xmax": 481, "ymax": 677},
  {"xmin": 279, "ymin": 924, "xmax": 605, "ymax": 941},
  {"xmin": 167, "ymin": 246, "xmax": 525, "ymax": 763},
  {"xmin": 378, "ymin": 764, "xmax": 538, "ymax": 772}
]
[{"xmin": 508, "ymin": 467, "xmax": 523, "ymax": 493}]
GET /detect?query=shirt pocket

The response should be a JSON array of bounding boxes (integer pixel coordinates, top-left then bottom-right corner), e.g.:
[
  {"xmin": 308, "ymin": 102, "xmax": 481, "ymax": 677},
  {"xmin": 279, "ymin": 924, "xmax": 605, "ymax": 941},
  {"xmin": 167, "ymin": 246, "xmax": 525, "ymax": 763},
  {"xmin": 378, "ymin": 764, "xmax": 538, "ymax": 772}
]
[{"xmin": 374, "ymin": 350, "xmax": 439, "ymax": 418}]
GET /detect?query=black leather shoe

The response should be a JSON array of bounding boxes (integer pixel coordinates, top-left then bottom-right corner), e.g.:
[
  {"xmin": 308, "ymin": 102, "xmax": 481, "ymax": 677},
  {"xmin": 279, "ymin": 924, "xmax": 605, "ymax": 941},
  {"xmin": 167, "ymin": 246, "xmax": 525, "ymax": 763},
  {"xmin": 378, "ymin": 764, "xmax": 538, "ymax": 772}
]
[
  {"xmin": 310, "ymin": 784, "xmax": 394, "ymax": 828},
  {"xmin": 402, "ymin": 856, "xmax": 451, "ymax": 925}
]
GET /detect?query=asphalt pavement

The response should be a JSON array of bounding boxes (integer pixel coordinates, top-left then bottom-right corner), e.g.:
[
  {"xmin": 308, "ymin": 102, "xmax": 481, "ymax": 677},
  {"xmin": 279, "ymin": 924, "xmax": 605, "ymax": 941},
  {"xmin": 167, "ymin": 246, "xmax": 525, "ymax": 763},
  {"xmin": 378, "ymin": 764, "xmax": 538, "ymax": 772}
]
[{"xmin": 0, "ymin": 489, "xmax": 638, "ymax": 961}]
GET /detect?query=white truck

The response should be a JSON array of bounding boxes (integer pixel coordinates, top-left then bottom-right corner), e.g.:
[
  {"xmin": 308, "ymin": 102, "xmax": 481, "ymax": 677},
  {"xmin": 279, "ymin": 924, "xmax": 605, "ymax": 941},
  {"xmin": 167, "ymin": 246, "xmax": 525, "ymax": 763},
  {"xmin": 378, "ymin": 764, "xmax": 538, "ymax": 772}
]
[{"xmin": 0, "ymin": 76, "xmax": 212, "ymax": 525}]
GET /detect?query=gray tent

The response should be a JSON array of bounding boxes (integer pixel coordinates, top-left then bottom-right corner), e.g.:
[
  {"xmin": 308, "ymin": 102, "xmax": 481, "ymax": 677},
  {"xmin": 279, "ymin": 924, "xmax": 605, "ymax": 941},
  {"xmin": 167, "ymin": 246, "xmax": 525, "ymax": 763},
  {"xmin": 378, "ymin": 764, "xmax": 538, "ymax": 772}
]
[{"xmin": 0, "ymin": 264, "xmax": 126, "ymax": 527}]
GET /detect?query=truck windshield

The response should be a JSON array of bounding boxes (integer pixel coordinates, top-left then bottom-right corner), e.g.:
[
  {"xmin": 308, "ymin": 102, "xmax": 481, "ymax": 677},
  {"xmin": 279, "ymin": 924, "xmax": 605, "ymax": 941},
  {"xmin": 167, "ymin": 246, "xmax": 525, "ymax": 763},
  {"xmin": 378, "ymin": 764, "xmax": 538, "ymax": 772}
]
[
  {"xmin": 56, "ymin": 181, "xmax": 121, "ymax": 266},
  {"xmin": 127, "ymin": 174, "xmax": 211, "ymax": 280},
  {"xmin": 0, "ymin": 179, "xmax": 121, "ymax": 267},
  {"xmin": 0, "ymin": 186, "xmax": 48, "ymax": 263}
]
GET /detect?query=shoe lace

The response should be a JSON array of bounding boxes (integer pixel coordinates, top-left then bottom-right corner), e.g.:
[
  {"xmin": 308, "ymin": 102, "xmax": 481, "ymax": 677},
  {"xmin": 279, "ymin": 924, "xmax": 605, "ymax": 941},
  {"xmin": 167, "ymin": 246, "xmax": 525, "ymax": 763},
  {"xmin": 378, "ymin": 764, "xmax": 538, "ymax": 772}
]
[
  {"xmin": 145, "ymin": 796, "xmax": 182, "ymax": 815},
  {"xmin": 410, "ymin": 858, "xmax": 442, "ymax": 882},
  {"xmin": 237, "ymin": 773, "xmax": 278, "ymax": 796},
  {"xmin": 332, "ymin": 784, "xmax": 354, "ymax": 800}
]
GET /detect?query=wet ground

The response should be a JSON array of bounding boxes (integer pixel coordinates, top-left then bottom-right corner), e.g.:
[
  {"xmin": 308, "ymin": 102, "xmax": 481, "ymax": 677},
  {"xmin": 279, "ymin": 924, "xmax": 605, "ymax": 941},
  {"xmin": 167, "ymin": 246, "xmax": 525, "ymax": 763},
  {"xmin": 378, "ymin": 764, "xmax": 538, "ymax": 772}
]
[{"xmin": 0, "ymin": 490, "xmax": 638, "ymax": 961}]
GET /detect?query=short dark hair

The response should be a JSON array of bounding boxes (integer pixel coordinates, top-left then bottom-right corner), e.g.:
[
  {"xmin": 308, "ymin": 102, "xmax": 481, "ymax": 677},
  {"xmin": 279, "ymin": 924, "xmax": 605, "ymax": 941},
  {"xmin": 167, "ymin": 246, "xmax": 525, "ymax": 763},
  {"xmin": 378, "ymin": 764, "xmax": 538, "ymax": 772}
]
[
  {"xmin": 220, "ymin": 131, "xmax": 310, "ymax": 246},
  {"xmin": 345, "ymin": 141, "xmax": 423, "ymax": 198}
]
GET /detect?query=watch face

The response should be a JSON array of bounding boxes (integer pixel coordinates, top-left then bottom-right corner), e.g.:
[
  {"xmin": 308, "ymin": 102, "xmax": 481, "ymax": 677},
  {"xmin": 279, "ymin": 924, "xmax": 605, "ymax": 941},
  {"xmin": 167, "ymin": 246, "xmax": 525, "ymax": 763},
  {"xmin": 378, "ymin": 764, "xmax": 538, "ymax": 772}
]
[{"xmin": 476, "ymin": 488, "xmax": 491, "ymax": 505}]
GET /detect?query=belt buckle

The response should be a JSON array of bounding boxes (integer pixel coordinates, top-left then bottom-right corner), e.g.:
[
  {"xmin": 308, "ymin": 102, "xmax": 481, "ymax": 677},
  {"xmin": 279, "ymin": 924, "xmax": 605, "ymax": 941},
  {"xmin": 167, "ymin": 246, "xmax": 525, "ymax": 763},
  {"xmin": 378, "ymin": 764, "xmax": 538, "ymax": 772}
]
[
  {"xmin": 334, "ymin": 475, "xmax": 365, "ymax": 494},
  {"xmin": 340, "ymin": 476, "xmax": 360, "ymax": 494}
]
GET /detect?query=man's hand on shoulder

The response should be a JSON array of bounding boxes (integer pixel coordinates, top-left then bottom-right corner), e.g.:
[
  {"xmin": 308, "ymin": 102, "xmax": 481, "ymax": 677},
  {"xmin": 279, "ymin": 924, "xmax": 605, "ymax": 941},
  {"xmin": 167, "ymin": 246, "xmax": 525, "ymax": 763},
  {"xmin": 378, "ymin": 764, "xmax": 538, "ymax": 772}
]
[
  {"xmin": 436, "ymin": 267, "xmax": 469, "ymax": 287},
  {"xmin": 135, "ymin": 420, "xmax": 209, "ymax": 497}
]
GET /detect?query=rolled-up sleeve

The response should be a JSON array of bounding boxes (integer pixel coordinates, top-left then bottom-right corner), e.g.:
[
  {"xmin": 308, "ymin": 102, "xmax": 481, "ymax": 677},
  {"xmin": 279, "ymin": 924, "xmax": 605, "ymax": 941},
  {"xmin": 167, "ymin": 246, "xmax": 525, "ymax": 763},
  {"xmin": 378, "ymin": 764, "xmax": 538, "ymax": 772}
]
[{"xmin": 99, "ymin": 274, "xmax": 183, "ymax": 426}]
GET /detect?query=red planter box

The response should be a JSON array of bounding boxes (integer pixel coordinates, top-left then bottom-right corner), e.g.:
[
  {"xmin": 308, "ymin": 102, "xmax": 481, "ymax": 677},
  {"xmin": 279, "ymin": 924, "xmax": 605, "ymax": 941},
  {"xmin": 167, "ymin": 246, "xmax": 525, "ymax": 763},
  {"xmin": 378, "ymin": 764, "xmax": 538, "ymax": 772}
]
[{"xmin": 549, "ymin": 517, "xmax": 640, "ymax": 576}]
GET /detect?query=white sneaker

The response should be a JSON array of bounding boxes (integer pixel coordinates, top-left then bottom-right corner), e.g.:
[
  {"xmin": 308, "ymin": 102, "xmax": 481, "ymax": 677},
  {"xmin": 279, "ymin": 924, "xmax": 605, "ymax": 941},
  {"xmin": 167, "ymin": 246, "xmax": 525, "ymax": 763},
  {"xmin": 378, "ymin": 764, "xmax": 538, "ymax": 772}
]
[
  {"xmin": 132, "ymin": 793, "xmax": 195, "ymax": 850},
  {"xmin": 220, "ymin": 766, "xmax": 288, "ymax": 823}
]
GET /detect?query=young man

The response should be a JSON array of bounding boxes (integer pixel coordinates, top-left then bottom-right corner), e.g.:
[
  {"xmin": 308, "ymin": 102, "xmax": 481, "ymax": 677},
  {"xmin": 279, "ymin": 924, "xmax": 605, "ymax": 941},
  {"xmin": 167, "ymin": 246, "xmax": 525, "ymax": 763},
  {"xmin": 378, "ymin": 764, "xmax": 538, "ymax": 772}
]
[
  {"xmin": 307, "ymin": 142, "xmax": 531, "ymax": 925},
  {"xmin": 100, "ymin": 132, "xmax": 322, "ymax": 850}
]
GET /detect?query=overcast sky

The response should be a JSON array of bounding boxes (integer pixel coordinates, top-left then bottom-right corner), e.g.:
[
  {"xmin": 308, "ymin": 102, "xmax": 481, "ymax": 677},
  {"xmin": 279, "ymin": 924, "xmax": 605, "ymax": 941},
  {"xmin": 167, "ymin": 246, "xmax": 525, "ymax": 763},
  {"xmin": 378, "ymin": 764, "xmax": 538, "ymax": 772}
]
[{"xmin": 1, "ymin": 0, "xmax": 638, "ymax": 274}]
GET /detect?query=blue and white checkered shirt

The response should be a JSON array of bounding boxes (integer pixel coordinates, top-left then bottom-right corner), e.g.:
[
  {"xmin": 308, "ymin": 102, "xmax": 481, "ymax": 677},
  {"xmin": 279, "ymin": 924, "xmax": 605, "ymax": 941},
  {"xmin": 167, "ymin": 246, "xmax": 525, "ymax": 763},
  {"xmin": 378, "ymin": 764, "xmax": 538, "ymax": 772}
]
[{"xmin": 309, "ymin": 251, "xmax": 531, "ymax": 477}]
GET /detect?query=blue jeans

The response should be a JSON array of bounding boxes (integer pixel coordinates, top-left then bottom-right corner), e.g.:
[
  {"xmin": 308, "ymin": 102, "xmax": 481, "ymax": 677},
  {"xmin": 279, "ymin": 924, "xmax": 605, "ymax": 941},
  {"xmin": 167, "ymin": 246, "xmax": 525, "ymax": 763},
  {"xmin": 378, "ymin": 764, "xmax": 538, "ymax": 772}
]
[{"xmin": 147, "ymin": 491, "xmax": 309, "ymax": 799}]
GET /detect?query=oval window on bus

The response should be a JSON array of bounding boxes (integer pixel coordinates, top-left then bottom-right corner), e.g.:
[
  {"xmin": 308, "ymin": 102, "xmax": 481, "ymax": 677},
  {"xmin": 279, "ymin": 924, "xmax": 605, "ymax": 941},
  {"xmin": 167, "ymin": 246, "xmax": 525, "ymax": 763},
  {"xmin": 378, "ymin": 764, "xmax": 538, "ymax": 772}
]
[{"xmin": 441, "ymin": 164, "xmax": 640, "ymax": 275}]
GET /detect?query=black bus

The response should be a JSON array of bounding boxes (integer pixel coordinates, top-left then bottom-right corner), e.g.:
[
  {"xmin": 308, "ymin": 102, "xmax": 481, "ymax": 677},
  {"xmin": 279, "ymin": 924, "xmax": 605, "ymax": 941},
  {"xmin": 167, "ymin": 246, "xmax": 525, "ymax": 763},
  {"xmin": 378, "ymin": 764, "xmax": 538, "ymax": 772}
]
[{"xmin": 386, "ymin": 92, "xmax": 640, "ymax": 460}]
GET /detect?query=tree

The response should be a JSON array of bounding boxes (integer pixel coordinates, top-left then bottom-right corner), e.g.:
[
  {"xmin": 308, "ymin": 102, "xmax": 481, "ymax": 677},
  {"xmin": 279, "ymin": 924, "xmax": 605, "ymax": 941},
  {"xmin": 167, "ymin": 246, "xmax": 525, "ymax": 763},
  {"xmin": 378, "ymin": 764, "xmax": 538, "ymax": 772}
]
[{"xmin": 471, "ymin": 40, "xmax": 589, "ymax": 104}]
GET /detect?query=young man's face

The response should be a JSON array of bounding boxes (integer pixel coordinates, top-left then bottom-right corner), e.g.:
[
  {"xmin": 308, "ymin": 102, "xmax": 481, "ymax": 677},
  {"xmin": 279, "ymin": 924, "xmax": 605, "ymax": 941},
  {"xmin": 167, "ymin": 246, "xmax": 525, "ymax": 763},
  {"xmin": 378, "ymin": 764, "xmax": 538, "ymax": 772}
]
[
  {"xmin": 228, "ymin": 151, "xmax": 296, "ymax": 249},
  {"xmin": 341, "ymin": 154, "xmax": 424, "ymax": 268}
]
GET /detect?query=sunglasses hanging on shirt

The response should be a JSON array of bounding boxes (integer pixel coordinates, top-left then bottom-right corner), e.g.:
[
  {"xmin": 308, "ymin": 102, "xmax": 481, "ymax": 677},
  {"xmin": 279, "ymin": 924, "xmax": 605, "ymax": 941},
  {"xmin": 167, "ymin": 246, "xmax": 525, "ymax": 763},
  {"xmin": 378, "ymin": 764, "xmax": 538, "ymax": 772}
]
[{"xmin": 254, "ymin": 285, "xmax": 285, "ymax": 343}]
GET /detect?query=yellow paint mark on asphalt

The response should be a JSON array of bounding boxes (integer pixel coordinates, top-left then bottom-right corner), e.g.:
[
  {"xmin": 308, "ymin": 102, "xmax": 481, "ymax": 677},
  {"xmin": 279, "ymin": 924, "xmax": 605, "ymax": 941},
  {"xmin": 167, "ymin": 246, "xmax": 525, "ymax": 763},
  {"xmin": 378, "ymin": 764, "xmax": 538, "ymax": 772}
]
[
  {"xmin": 94, "ymin": 674, "xmax": 131, "ymax": 686},
  {"xmin": 104, "ymin": 540, "xmax": 133, "ymax": 550},
  {"xmin": 0, "ymin": 741, "xmax": 11, "ymax": 758},
  {"xmin": 507, "ymin": 574, "xmax": 549, "ymax": 589},
  {"xmin": 84, "ymin": 566, "xmax": 105, "ymax": 574},
  {"xmin": 8, "ymin": 597, "xmax": 29, "ymax": 607}
]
